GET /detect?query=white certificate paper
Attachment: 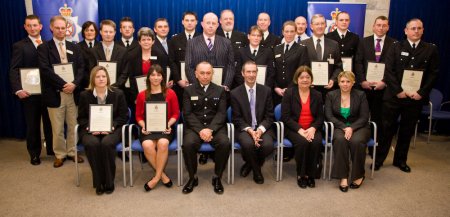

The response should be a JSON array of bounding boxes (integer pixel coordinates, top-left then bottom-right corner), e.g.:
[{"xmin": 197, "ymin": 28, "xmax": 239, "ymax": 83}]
[
  {"xmin": 342, "ymin": 57, "xmax": 352, "ymax": 72},
  {"xmin": 53, "ymin": 63, "xmax": 74, "ymax": 83},
  {"xmin": 166, "ymin": 67, "xmax": 171, "ymax": 84},
  {"xmin": 135, "ymin": 75, "xmax": 147, "ymax": 93},
  {"xmin": 89, "ymin": 104, "xmax": 113, "ymax": 132},
  {"xmin": 401, "ymin": 70, "xmax": 423, "ymax": 92},
  {"xmin": 145, "ymin": 102, "xmax": 167, "ymax": 132},
  {"xmin": 256, "ymin": 65, "xmax": 267, "ymax": 85},
  {"xmin": 311, "ymin": 61, "xmax": 329, "ymax": 86},
  {"xmin": 212, "ymin": 67, "xmax": 223, "ymax": 85},
  {"xmin": 366, "ymin": 62, "xmax": 385, "ymax": 83},
  {"xmin": 180, "ymin": 61, "xmax": 187, "ymax": 81},
  {"xmin": 20, "ymin": 68, "xmax": 41, "ymax": 95},
  {"xmin": 98, "ymin": 61, "xmax": 117, "ymax": 84}
]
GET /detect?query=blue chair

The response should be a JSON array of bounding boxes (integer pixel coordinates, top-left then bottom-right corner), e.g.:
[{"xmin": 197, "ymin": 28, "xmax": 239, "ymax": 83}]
[{"xmin": 421, "ymin": 88, "xmax": 450, "ymax": 143}]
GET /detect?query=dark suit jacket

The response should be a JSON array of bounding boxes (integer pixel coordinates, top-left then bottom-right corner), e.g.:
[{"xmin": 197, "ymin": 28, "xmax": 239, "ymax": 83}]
[
  {"xmin": 89, "ymin": 43, "xmax": 129, "ymax": 87},
  {"xmin": 281, "ymin": 87, "xmax": 324, "ymax": 131},
  {"xmin": 301, "ymin": 37, "xmax": 343, "ymax": 82},
  {"xmin": 169, "ymin": 31, "xmax": 201, "ymax": 81},
  {"xmin": 185, "ymin": 35, "xmax": 235, "ymax": 87},
  {"xmin": 261, "ymin": 33, "xmax": 281, "ymax": 49},
  {"xmin": 273, "ymin": 42, "xmax": 310, "ymax": 89},
  {"xmin": 77, "ymin": 88, "xmax": 128, "ymax": 138},
  {"xmin": 383, "ymin": 40, "xmax": 440, "ymax": 103},
  {"xmin": 37, "ymin": 39, "xmax": 85, "ymax": 107},
  {"xmin": 115, "ymin": 38, "xmax": 139, "ymax": 53},
  {"xmin": 9, "ymin": 37, "xmax": 41, "ymax": 94},
  {"xmin": 326, "ymin": 30, "xmax": 360, "ymax": 58},
  {"xmin": 153, "ymin": 38, "xmax": 179, "ymax": 81},
  {"xmin": 217, "ymin": 29, "xmax": 248, "ymax": 61},
  {"xmin": 183, "ymin": 82, "xmax": 227, "ymax": 133},
  {"xmin": 324, "ymin": 89, "xmax": 369, "ymax": 131},
  {"xmin": 235, "ymin": 46, "xmax": 275, "ymax": 88},
  {"xmin": 230, "ymin": 84, "xmax": 274, "ymax": 132},
  {"xmin": 354, "ymin": 35, "xmax": 396, "ymax": 84},
  {"xmin": 77, "ymin": 40, "xmax": 99, "ymax": 88}
]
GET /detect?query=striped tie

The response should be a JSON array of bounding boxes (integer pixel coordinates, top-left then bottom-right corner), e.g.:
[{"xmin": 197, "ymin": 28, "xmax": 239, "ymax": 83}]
[{"xmin": 207, "ymin": 38, "xmax": 213, "ymax": 51}]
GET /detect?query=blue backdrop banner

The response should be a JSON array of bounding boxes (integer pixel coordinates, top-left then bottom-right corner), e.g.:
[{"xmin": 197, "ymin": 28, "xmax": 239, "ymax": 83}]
[
  {"xmin": 31, "ymin": 0, "xmax": 98, "ymax": 42},
  {"xmin": 307, "ymin": 2, "xmax": 366, "ymax": 37}
]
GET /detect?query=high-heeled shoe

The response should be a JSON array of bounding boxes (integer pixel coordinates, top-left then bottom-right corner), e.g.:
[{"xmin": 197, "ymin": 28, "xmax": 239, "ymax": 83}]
[
  {"xmin": 350, "ymin": 176, "xmax": 365, "ymax": 189},
  {"xmin": 162, "ymin": 179, "xmax": 173, "ymax": 188},
  {"xmin": 339, "ymin": 185, "xmax": 349, "ymax": 192},
  {"xmin": 144, "ymin": 178, "xmax": 156, "ymax": 192}
]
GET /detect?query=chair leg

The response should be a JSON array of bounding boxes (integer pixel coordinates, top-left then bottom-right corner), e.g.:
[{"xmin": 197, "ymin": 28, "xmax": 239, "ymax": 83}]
[
  {"xmin": 427, "ymin": 118, "xmax": 432, "ymax": 144},
  {"xmin": 413, "ymin": 121, "xmax": 418, "ymax": 148}
]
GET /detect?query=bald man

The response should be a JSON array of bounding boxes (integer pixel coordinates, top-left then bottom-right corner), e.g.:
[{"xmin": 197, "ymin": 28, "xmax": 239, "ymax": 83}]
[{"xmin": 257, "ymin": 12, "xmax": 281, "ymax": 49}]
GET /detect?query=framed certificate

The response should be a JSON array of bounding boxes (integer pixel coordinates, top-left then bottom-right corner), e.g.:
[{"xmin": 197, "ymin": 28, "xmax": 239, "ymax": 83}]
[
  {"xmin": 20, "ymin": 68, "xmax": 41, "ymax": 95},
  {"xmin": 212, "ymin": 66, "xmax": 223, "ymax": 85},
  {"xmin": 366, "ymin": 62, "xmax": 385, "ymax": 83},
  {"xmin": 53, "ymin": 63, "xmax": 74, "ymax": 82},
  {"xmin": 135, "ymin": 75, "xmax": 147, "ymax": 93},
  {"xmin": 145, "ymin": 101, "xmax": 167, "ymax": 132},
  {"xmin": 256, "ymin": 65, "xmax": 267, "ymax": 85},
  {"xmin": 166, "ymin": 67, "xmax": 171, "ymax": 84},
  {"xmin": 311, "ymin": 61, "xmax": 329, "ymax": 86},
  {"xmin": 401, "ymin": 70, "xmax": 423, "ymax": 92},
  {"xmin": 89, "ymin": 104, "xmax": 113, "ymax": 133},
  {"xmin": 180, "ymin": 61, "xmax": 187, "ymax": 81},
  {"xmin": 342, "ymin": 57, "xmax": 352, "ymax": 72},
  {"xmin": 98, "ymin": 61, "xmax": 117, "ymax": 84},
  {"xmin": 125, "ymin": 78, "xmax": 130, "ymax": 88}
]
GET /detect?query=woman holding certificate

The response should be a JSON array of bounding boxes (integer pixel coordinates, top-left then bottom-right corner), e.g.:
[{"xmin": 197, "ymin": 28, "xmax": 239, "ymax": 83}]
[
  {"xmin": 77, "ymin": 66, "xmax": 128, "ymax": 195},
  {"xmin": 281, "ymin": 66, "xmax": 323, "ymax": 189},
  {"xmin": 324, "ymin": 71, "xmax": 370, "ymax": 192},
  {"xmin": 135, "ymin": 64, "xmax": 179, "ymax": 192}
]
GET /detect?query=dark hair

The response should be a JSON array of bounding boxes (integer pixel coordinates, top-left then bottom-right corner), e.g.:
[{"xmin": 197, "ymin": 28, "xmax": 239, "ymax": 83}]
[
  {"xmin": 25, "ymin": 14, "xmax": 41, "ymax": 24},
  {"xmin": 282, "ymin": 20, "xmax": 296, "ymax": 32},
  {"xmin": 336, "ymin": 11, "xmax": 350, "ymax": 20},
  {"xmin": 248, "ymin": 25, "xmax": 263, "ymax": 36},
  {"xmin": 137, "ymin": 27, "xmax": 156, "ymax": 41},
  {"xmin": 182, "ymin": 11, "xmax": 198, "ymax": 20},
  {"xmin": 120, "ymin": 17, "xmax": 134, "ymax": 27},
  {"xmin": 374, "ymin": 15, "xmax": 389, "ymax": 25},
  {"xmin": 100, "ymin": 19, "xmax": 116, "ymax": 30},
  {"xmin": 154, "ymin": 18, "xmax": 169, "ymax": 29},
  {"xmin": 145, "ymin": 64, "xmax": 167, "ymax": 101},
  {"xmin": 81, "ymin": 21, "xmax": 99, "ymax": 39},
  {"xmin": 241, "ymin": 60, "xmax": 257, "ymax": 73},
  {"xmin": 293, "ymin": 65, "xmax": 313, "ymax": 84}
]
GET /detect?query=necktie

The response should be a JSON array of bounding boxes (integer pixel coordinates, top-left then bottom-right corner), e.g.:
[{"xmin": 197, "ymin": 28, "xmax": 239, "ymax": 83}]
[
  {"xmin": 126, "ymin": 40, "xmax": 130, "ymax": 47},
  {"xmin": 412, "ymin": 43, "xmax": 416, "ymax": 50},
  {"xmin": 341, "ymin": 34, "xmax": 345, "ymax": 39},
  {"xmin": 316, "ymin": 39, "xmax": 322, "ymax": 60},
  {"xmin": 226, "ymin": 32, "xmax": 230, "ymax": 39},
  {"xmin": 249, "ymin": 88, "xmax": 257, "ymax": 129},
  {"xmin": 207, "ymin": 38, "xmax": 213, "ymax": 51},
  {"xmin": 105, "ymin": 48, "xmax": 111, "ymax": 61},
  {"xmin": 58, "ymin": 42, "xmax": 67, "ymax": 63},
  {"xmin": 203, "ymin": 85, "xmax": 207, "ymax": 92},
  {"xmin": 188, "ymin": 34, "xmax": 191, "ymax": 40},
  {"xmin": 284, "ymin": 44, "xmax": 289, "ymax": 54},
  {"xmin": 89, "ymin": 42, "xmax": 93, "ymax": 48},
  {"xmin": 252, "ymin": 49, "xmax": 257, "ymax": 57},
  {"xmin": 162, "ymin": 40, "xmax": 168, "ymax": 53},
  {"xmin": 375, "ymin": 38, "xmax": 382, "ymax": 62},
  {"xmin": 297, "ymin": 36, "xmax": 301, "ymax": 43},
  {"xmin": 36, "ymin": 39, "xmax": 42, "ymax": 45}
]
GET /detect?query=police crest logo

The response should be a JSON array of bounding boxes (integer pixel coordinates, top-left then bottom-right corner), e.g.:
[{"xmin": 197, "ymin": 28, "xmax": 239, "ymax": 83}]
[{"xmin": 59, "ymin": 4, "xmax": 82, "ymax": 42}]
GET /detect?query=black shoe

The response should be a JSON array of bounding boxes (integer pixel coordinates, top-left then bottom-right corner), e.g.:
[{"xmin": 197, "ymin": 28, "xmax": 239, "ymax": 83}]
[
  {"xmin": 96, "ymin": 185, "xmax": 104, "ymax": 195},
  {"xmin": 393, "ymin": 162, "xmax": 411, "ymax": 173},
  {"xmin": 283, "ymin": 155, "xmax": 293, "ymax": 162},
  {"xmin": 253, "ymin": 172, "xmax": 264, "ymax": 184},
  {"xmin": 104, "ymin": 184, "xmax": 115, "ymax": 194},
  {"xmin": 144, "ymin": 178, "xmax": 155, "ymax": 192},
  {"xmin": 339, "ymin": 185, "xmax": 349, "ymax": 192},
  {"xmin": 199, "ymin": 153, "xmax": 208, "ymax": 165},
  {"xmin": 297, "ymin": 177, "xmax": 307, "ymax": 189},
  {"xmin": 30, "ymin": 156, "xmax": 41, "ymax": 165},
  {"xmin": 350, "ymin": 176, "xmax": 365, "ymax": 189},
  {"xmin": 212, "ymin": 177, "xmax": 224, "ymax": 194},
  {"xmin": 182, "ymin": 177, "xmax": 198, "ymax": 194},
  {"xmin": 163, "ymin": 179, "xmax": 173, "ymax": 188},
  {"xmin": 240, "ymin": 163, "xmax": 251, "ymax": 177},
  {"xmin": 371, "ymin": 163, "xmax": 382, "ymax": 171},
  {"xmin": 308, "ymin": 177, "xmax": 316, "ymax": 188}
]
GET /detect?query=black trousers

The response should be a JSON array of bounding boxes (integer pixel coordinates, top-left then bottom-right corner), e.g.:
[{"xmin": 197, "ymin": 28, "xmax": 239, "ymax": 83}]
[
  {"xmin": 182, "ymin": 127, "xmax": 230, "ymax": 178},
  {"xmin": 22, "ymin": 95, "xmax": 53, "ymax": 158},
  {"xmin": 376, "ymin": 98, "xmax": 422, "ymax": 165},
  {"xmin": 331, "ymin": 127, "xmax": 370, "ymax": 182},
  {"xmin": 365, "ymin": 89, "xmax": 384, "ymax": 142},
  {"xmin": 238, "ymin": 130, "xmax": 275, "ymax": 175},
  {"xmin": 81, "ymin": 128, "xmax": 121, "ymax": 188},
  {"xmin": 286, "ymin": 129, "xmax": 322, "ymax": 177}
]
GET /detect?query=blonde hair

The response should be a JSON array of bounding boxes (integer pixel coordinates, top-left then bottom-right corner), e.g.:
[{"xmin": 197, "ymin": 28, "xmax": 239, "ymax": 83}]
[
  {"xmin": 87, "ymin": 66, "xmax": 113, "ymax": 91},
  {"xmin": 338, "ymin": 71, "xmax": 356, "ymax": 83}
]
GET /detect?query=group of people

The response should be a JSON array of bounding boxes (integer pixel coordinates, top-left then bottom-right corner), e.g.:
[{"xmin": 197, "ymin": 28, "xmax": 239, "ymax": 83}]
[{"xmin": 9, "ymin": 9, "xmax": 439, "ymax": 196}]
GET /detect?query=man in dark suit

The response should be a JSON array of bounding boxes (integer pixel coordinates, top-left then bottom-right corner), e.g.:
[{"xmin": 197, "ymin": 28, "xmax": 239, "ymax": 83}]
[
  {"xmin": 375, "ymin": 18, "xmax": 439, "ymax": 173},
  {"xmin": 182, "ymin": 61, "xmax": 230, "ymax": 194},
  {"xmin": 326, "ymin": 12, "xmax": 360, "ymax": 64},
  {"xmin": 301, "ymin": 14, "xmax": 343, "ymax": 98},
  {"xmin": 115, "ymin": 17, "xmax": 139, "ymax": 53},
  {"xmin": 257, "ymin": 12, "xmax": 281, "ymax": 49},
  {"xmin": 235, "ymin": 25, "xmax": 275, "ymax": 88},
  {"xmin": 37, "ymin": 15, "xmax": 85, "ymax": 168},
  {"xmin": 185, "ymin": 12, "xmax": 235, "ymax": 91},
  {"xmin": 153, "ymin": 18, "xmax": 178, "ymax": 88},
  {"xmin": 355, "ymin": 16, "xmax": 396, "ymax": 156},
  {"xmin": 9, "ymin": 15, "xmax": 53, "ymax": 165},
  {"xmin": 89, "ymin": 20, "xmax": 128, "ymax": 88},
  {"xmin": 231, "ymin": 61, "xmax": 275, "ymax": 184},
  {"xmin": 217, "ymin": 9, "xmax": 248, "ymax": 62}
]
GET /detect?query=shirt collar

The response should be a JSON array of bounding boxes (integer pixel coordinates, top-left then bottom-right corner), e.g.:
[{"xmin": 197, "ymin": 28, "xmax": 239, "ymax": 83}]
[
  {"xmin": 263, "ymin": 31, "xmax": 269, "ymax": 40},
  {"xmin": 53, "ymin": 37, "xmax": 65, "ymax": 45},
  {"xmin": 203, "ymin": 34, "xmax": 215, "ymax": 43},
  {"xmin": 312, "ymin": 35, "xmax": 325, "ymax": 42},
  {"xmin": 157, "ymin": 35, "xmax": 167, "ymax": 43},
  {"xmin": 249, "ymin": 45, "xmax": 259, "ymax": 52},
  {"xmin": 28, "ymin": 35, "xmax": 42, "ymax": 47},
  {"xmin": 93, "ymin": 88, "xmax": 108, "ymax": 98},
  {"xmin": 85, "ymin": 39, "xmax": 95, "ymax": 46},
  {"xmin": 102, "ymin": 41, "xmax": 114, "ymax": 50},
  {"xmin": 337, "ymin": 29, "xmax": 348, "ymax": 37},
  {"xmin": 245, "ymin": 82, "xmax": 256, "ymax": 91},
  {"xmin": 185, "ymin": 30, "xmax": 195, "ymax": 39},
  {"xmin": 122, "ymin": 37, "xmax": 133, "ymax": 44},
  {"xmin": 408, "ymin": 39, "xmax": 420, "ymax": 47}
]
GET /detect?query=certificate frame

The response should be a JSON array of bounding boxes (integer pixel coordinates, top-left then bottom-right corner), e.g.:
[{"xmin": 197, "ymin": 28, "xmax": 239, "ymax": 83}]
[
  {"xmin": 256, "ymin": 65, "xmax": 267, "ymax": 85},
  {"xmin": 342, "ymin": 57, "xmax": 353, "ymax": 72},
  {"xmin": 366, "ymin": 62, "xmax": 385, "ymax": 84},
  {"xmin": 135, "ymin": 75, "xmax": 147, "ymax": 93},
  {"xmin": 166, "ymin": 67, "xmax": 171, "ymax": 84},
  {"xmin": 180, "ymin": 61, "xmax": 187, "ymax": 81},
  {"xmin": 89, "ymin": 104, "xmax": 113, "ymax": 133},
  {"xmin": 145, "ymin": 101, "xmax": 168, "ymax": 133},
  {"xmin": 311, "ymin": 61, "xmax": 329, "ymax": 86},
  {"xmin": 20, "ymin": 68, "xmax": 41, "ymax": 95},
  {"xmin": 98, "ymin": 61, "xmax": 118, "ymax": 84},
  {"xmin": 52, "ymin": 62, "xmax": 74, "ymax": 83},
  {"xmin": 212, "ymin": 66, "xmax": 223, "ymax": 85},
  {"xmin": 401, "ymin": 69, "xmax": 423, "ymax": 92}
]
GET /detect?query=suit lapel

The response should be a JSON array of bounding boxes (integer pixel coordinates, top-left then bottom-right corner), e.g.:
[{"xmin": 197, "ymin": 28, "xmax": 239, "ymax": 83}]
[
  {"xmin": 367, "ymin": 36, "xmax": 376, "ymax": 60},
  {"xmin": 49, "ymin": 39, "xmax": 61, "ymax": 63},
  {"xmin": 240, "ymin": 85, "xmax": 252, "ymax": 120},
  {"xmin": 304, "ymin": 38, "xmax": 317, "ymax": 61},
  {"xmin": 96, "ymin": 43, "xmax": 106, "ymax": 60}
]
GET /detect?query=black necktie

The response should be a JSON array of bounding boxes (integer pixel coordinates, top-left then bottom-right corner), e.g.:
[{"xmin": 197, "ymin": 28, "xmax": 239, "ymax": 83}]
[
  {"xmin": 226, "ymin": 32, "xmax": 230, "ymax": 39},
  {"xmin": 341, "ymin": 34, "xmax": 345, "ymax": 39},
  {"xmin": 188, "ymin": 34, "xmax": 191, "ymax": 40},
  {"xmin": 412, "ymin": 43, "xmax": 416, "ymax": 50},
  {"xmin": 297, "ymin": 36, "xmax": 301, "ymax": 43},
  {"xmin": 126, "ymin": 40, "xmax": 130, "ymax": 47},
  {"xmin": 285, "ymin": 44, "xmax": 289, "ymax": 54},
  {"xmin": 252, "ymin": 49, "xmax": 257, "ymax": 57},
  {"xmin": 89, "ymin": 42, "xmax": 93, "ymax": 48}
]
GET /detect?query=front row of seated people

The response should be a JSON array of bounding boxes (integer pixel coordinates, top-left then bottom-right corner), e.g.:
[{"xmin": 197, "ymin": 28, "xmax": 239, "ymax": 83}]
[{"xmin": 78, "ymin": 60, "xmax": 371, "ymax": 195}]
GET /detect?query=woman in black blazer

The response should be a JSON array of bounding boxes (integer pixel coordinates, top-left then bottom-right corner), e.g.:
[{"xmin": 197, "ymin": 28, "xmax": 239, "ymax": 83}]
[
  {"xmin": 77, "ymin": 66, "xmax": 128, "ymax": 195},
  {"xmin": 325, "ymin": 71, "xmax": 370, "ymax": 192},
  {"xmin": 281, "ymin": 66, "xmax": 323, "ymax": 189}
]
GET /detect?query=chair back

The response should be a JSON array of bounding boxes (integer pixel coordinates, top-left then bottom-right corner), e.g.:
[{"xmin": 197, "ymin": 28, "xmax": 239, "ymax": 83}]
[
  {"xmin": 274, "ymin": 104, "xmax": 282, "ymax": 121},
  {"xmin": 430, "ymin": 89, "xmax": 443, "ymax": 111},
  {"xmin": 227, "ymin": 107, "xmax": 232, "ymax": 122}
]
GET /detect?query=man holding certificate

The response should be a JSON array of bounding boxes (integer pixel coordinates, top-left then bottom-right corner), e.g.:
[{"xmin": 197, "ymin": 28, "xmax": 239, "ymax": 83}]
[
  {"xmin": 38, "ymin": 15, "xmax": 85, "ymax": 168},
  {"xmin": 9, "ymin": 15, "xmax": 53, "ymax": 165},
  {"xmin": 375, "ymin": 18, "xmax": 439, "ymax": 173},
  {"xmin": 77, "ymin": 66, "xmax": 128, "ymax": 195},
  {"xmin": 182, "ymin": 61, "xmax": 230, "ymax": 194}
]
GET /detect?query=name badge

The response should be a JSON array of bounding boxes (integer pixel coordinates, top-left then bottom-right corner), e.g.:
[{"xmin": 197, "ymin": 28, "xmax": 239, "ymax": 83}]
[
  {"xmin": 328, "ymin": 58, "xmax": 334, "ymax": 65},
  {"xmin": 66, "ymin": 50, "xmax": 73, "ymax": 55},
  {"xmin": 235, "ymin": 41, "xmax": 241, "ymax": 44},
  {"xmin": 150, "ymin": 56, "xmax": 158, "ymax": 60},
  {"xmin": 191, "ymin": 96, "xmax": 198, "ymax": 100},
  {"xmin": 275, "ymin": 54, "xmax": 281, "ymax": 58},
  {"xmin": 401, "ymin": 52, "xmax": 409, "ymax": 56}
]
